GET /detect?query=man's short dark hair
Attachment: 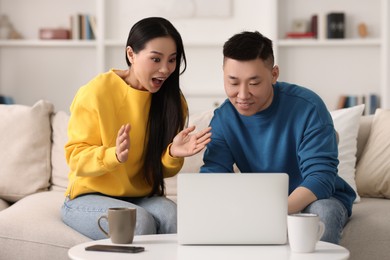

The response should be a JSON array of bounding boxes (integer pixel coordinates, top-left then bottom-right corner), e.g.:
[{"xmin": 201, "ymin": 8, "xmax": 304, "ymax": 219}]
[{"xmin": 223, "ymin": 31, "xmax": 274, "ymax": 68}]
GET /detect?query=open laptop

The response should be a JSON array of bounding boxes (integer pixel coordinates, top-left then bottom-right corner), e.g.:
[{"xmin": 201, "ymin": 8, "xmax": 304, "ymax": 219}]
[{"xmin": 177, "ymin": 173, "xmax": 289, "ymax": 245}]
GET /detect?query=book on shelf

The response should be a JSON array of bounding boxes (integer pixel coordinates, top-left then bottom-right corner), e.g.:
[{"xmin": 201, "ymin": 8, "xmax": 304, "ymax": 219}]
[
  {"xmin": 310, "ymin": 15, "xmax": 318, "ymax": 38},
  {"xmin": 337, "ymin": 94, "xmax": 380, "ymax": 115},
  {"xmin": 0, "ymin": 95, "xmax": 15, "ymax": 104},
  {"xmin": 70, "ymin": 13, "xmax": 96, "ymax": 40},
  {"xmin": 285, "ymin": 32, "xmax": 316, "ymax": 39}
]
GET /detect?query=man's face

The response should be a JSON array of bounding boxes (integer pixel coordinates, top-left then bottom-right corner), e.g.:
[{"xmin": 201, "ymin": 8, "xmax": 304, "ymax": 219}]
[{"xmin": 223, "ymin": 58, "xmax": 279, "ymax": 116}]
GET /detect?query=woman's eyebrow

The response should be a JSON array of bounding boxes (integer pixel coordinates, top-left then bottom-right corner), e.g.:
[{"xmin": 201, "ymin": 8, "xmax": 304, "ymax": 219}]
[{"xmin": 150, "ymin": 50, "xmax": 177, "ymax": 57}]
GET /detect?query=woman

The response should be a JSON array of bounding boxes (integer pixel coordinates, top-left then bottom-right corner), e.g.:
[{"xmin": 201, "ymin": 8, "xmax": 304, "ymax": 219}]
[{"xmin": 61, "ymin": 17, "xmax": 211, "ymax": 240}]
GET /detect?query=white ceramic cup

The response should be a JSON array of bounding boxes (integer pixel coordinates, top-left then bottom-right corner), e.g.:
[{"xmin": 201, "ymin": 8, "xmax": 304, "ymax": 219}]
[{"xmin": 287, "ymin": 213, "xmax": 325, "ymax": 253}]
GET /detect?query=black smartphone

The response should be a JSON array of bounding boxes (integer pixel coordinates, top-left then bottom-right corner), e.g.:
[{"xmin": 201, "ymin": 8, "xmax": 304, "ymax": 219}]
[{"xmin": 85, "ymin": 244, "xmax": 145, "ymax": 253}]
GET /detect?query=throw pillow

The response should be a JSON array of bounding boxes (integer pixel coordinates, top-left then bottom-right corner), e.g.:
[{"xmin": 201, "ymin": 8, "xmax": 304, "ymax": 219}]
[
  {"xmin": 50, "ymin": 111, "xmax": 70, "ymax": 191},
  {"xmin": 180, "ymin": 109, "xmax": 214, "ymax": 173},
  {"xmin": 355, "ymin": 109, "xmax": 390, "ymax": 198},
  {"xmin": 0, "ymin": 100, "xmax": 54, "ymax": 202},
  {"xmin": 330, "ymin": 104, "xmax": 365, "ymax": 203},
  {"xmin": 0, "ymin": 198, "xmax": 9, "ymax": 211},
  {"xmin": 166, "ymin": 109, "xmax": 214, "ymax": 202}
]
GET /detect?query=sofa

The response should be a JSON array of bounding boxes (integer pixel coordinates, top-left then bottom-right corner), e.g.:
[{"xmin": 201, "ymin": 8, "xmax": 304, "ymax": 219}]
[{"xmin": 0, "ymin": 100, "xmax": 389, "ymax": 260}]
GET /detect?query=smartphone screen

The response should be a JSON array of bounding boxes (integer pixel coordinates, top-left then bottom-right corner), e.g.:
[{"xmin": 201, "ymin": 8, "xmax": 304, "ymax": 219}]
[{"xmin": 85, "ymin": 244, "xmax": 145, "ymax": 253}]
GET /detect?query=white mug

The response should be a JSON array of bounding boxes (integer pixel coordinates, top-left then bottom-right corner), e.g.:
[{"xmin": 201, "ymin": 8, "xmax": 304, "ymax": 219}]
[{"xmin": 287, "ymin": 213, "xmax": 325, "ymax": 253}]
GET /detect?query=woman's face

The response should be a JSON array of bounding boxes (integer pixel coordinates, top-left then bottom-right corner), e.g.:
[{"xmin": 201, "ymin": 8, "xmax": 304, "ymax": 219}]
[{"xmin": 127, "ymin": 36, "xmax": 177, "ymax": 93}]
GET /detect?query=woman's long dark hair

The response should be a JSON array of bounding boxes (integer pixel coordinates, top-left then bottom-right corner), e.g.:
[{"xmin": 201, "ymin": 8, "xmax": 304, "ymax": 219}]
[{"xmin": 125, "ymin": 17, "xmax": 187, "ymax": 196}]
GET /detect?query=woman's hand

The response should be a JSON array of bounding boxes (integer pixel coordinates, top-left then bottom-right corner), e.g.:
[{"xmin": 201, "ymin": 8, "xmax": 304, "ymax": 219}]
[
  {"xmin": 116, "ymin": 124, "xmax": 131, "ymax": 163},
  {"xmin": 170, "ymin": 126, "xmax": 212, "ymax": 158}
]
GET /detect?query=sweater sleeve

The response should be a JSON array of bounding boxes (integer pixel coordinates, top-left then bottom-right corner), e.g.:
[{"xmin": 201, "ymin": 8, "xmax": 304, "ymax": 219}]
[
  {"xmin": 200, "ymin": 111, "xmax": 235, "ymax": 173},
  {"xmin": 297, "ymin": 122, "xmax": 339, "ymax": 200},
  {"xmin": 161, "ymin": 143, "xmax": 184, "ymax": 178},
  {"xmin": 65, "ymin": 89, "xmax": 121, "ymax": 177}
]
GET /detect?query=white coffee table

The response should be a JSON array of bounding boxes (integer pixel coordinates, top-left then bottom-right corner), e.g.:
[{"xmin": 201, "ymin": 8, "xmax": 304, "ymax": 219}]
[{"xmin": 68, "ymin": 234, "xmax": 349, "ymax": 260}]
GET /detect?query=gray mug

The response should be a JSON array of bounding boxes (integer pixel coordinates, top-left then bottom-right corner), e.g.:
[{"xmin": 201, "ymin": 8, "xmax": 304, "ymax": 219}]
[{"xmin": 98, "ymin": 207, "xmax": 136, "ymax": 244}]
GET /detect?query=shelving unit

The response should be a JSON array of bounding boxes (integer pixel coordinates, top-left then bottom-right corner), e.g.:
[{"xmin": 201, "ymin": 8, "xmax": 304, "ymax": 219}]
[
  {"xmin": 0, "ymin": 0, "xmax": 389, "ymax": 112},
  {"xmin": 0, "ymin": 0, "xmax": 233, "ymax": 112},
  {"xmin": 274, "ymin": 0, "xmax": 389, "ymax": 110}
]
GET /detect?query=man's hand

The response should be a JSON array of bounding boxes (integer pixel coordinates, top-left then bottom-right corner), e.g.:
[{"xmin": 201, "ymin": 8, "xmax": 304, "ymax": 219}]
[
  {"xmin": 288, "ymin": 186, "xmax": 317, "ymax": 214},
  {"xmin": 170, "ymin": 126, "xmax": 212, "ymax": 158},
  {"xmin": 116, "ymin": 124, "xmax": 131, "ymax": 163}
]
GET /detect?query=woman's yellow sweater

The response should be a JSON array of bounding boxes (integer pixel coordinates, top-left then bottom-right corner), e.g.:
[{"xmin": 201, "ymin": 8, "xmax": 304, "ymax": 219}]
[{"xmin": 65, "ymin": 70, "xmax": 184, "ymax": 199}]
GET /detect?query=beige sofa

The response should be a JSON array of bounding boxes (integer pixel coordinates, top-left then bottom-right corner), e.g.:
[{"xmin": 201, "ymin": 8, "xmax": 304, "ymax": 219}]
[{"xmin": 0, "ymin": 100, "xmax": 389, "ymax": 260}]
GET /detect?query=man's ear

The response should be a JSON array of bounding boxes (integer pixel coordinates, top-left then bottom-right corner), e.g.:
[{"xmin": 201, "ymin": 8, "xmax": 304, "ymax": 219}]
[
  {"xmin": 126, "ymin": 46, "xmax": 134, "ymax": 64},
  {"xmin": 272, "ymin": 65, "xmax": 279, "ymax": 84}
]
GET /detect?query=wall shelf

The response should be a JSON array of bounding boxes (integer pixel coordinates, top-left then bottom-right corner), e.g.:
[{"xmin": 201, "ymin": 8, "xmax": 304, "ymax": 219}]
[
  {"xmin": 277, "ymin": 38, "xmax": 381, "ymax": 47},
  {"xmin": 0, "ymin": 40, "xmax": 96, "ymax": 47}
]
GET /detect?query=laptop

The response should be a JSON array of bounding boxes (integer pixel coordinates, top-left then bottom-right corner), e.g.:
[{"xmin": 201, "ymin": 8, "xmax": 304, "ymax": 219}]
[{"xmin": 177, "ymin": 173, "xmax": 289, "ymax": 245}]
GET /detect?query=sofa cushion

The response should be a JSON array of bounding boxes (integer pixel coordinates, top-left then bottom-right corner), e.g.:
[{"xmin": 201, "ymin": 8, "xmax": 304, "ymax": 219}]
[
  {"xmin": 356, "ymin": 115, "xmax": 374, "ymax": 162},
  {"xmin": 0, "ymin": 199, "xmax": 9, "ymax": 211},
  {"xmin": 0, "ymin": 191, "xmax": 90, "ymax": 260},
  {"xmin": 356, "ymin": 109, "xmax": 390, "ymax": 198},
  {"xmin": 340, "ymin": 198, "xmax": 390, "ymax": 260},
  {"xmin": 51, "ymin": 111, "xmax": 71, "ymax": 191},
  {"xmin": 0, "ymin": 100, "xmax": 54, "ymax": 202},
  {"xmin": 330, "ymin": 104, "xmax": 365, "ymax": 203}
]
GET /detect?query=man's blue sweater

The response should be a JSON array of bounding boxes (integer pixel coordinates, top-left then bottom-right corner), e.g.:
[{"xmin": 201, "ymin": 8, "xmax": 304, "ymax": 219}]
[{"xmin": 200, "ymin": 82, "xmax": 356, "ymax": 216}]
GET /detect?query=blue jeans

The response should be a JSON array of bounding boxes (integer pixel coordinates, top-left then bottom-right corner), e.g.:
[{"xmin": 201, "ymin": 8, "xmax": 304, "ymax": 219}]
[
  {"xmin": 61, "ymin": 194, "xmax": 177, "ymax": 240},
  {"xmin": 302, "ymin": 197, "xmax": 349, "ymax": 244}
]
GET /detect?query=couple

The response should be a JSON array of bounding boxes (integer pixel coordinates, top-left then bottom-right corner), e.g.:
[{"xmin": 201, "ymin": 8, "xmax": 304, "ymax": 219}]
[{"xmin": 61, "ymin": 17, "xmax": 355, "ymax": 245}]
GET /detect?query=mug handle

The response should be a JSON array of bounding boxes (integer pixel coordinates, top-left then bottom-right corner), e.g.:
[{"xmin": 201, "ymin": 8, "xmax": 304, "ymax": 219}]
[
  {"xmin": 317, "ymin": 221, "xmax": 325, "ymax": 241},
  {"xmin": 97, "ymin": 215, "xmax": 109, "ymax": 237}
]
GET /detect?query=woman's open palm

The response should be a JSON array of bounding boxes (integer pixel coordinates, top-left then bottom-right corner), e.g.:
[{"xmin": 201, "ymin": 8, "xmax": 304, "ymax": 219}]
[{"xmin": 170, "ymin": 126, "xmax": 212, "ymax": 158}]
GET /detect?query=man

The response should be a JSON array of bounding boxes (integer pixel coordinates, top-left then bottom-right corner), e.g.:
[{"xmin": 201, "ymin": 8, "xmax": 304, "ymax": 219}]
[{"xmin": 200, "ymin": 31, "xmax": 356, "ymax": 244}]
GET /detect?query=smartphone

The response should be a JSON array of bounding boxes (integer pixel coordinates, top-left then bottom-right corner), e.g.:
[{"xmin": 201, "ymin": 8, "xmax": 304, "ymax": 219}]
[{"xmin": 85, "ymin": 244, "xmax": 145, "ymax": 253}]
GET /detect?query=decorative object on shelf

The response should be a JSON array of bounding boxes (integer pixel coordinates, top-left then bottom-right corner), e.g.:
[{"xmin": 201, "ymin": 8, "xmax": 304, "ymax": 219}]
[
  {"xmin": 39, "ymin": 28, "xmax": 70, "ymax": 40},
  {"xmin": 285, "ymin": 17, "xmax": 315, "ymax": 39},
  {"xmin": 0, "ymin": 14, "xmax": 22, "ymax": 39},
  {"xmin": 358, "ymin": 23, "xmax": 368, "ymax": 38},
  {"xmin": 0, "ymin": 14, "xmax": 11, "ymax": 39},
  {"xmin": 8, "ymin": 27, "xmax": 23, "ymax": 39},
  {"xmin": 285, "ymin": 16, "xmax": 319, "ymax": 39},
  {"xmin": 327, "ymin": 12, "xmax": 345, "ymax": 39},
  {"xmin": 292, "ymin": 19, "xmax": 308, "ymax": 33}
]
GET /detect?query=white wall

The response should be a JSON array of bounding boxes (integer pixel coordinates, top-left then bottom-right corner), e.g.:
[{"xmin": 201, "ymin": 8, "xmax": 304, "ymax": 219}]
[{"xmin": 103, "ymin": 0, "xmax": 275, "ymax": 114}]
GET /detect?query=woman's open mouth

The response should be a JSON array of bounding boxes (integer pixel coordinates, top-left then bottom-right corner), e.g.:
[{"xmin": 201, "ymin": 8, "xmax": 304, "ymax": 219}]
[{"xmin": 152, "ymin": 77, "xmax": 166, "ymax": 89}]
